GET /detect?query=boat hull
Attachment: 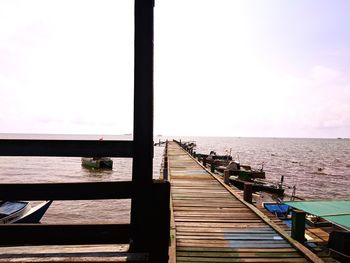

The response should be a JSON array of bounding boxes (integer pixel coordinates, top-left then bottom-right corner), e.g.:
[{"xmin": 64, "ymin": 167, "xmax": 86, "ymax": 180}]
[
  {"xmin": 0, "ymin": 200, "xmax": 52, "ymax": 224},
  {"xmin": 229, "ymin": 177, "xmax": 285, "ymax": 196},
  {"xmin": 15, "ymin": 200, "xmax": 53, "ymax": 223},
  {"xmin": 81, "ymin": 157, "xmax": 113, "ymax": 169},
  {"xmin": 215, "ymin": 168, "xmax": 265, "ymax": 179}
]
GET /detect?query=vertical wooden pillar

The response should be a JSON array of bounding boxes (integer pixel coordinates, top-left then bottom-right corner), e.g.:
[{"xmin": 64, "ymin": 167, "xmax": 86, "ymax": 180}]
[
  {"xmin": 203, "ymin": 156, "xmax": 207, "ymax": 167},
  {"xmin": 243, "ymin": 183, "xmax": 253, "ymax": 203},
  {"xmin": 211, "ymin": 162, "xmax": 215, "ymax": 172},
  {"xmin": 291, "ymin": 209, "xmax": 306, "ymax": 243},
  {"xmin": 163, "ymin": 156, "xmax": 168, "ymax": 180},
  {"xmin": 130, "ymin": 0, "xmax": 155, "ymax": 253},
  {"xmin": 224, "ymin": 170, "xmax": 230, "ymax": 184},
  {"xmin": 149, "ymin": 181, "xmax": 170, "ymax": 262}
]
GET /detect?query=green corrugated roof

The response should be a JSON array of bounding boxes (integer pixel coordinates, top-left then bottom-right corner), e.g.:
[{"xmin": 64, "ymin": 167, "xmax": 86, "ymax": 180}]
[{"xmin": 283, "ymin": 200, "xmax": 350, "ymax": 229}]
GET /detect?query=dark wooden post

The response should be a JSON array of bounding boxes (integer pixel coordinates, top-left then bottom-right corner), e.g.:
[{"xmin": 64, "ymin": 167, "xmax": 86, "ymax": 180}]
[
  {"xmin": 291, "ymin": 209, "xmax": 306, "ymax": 243},
  {"xmin": 243, "ymin": 183, "xmax": 253, "ymax": 203},
  {"xmin": 163, "ymin": 156, "xmax": 168, "ymax": 180},
  {"xmin": 224, "ymin": 170, "xmax": 230, "ymax": 184},
  {"xmin": 130, "ymin": 0, "xmax": 156, "ymax": 253},
  {"xmin": 211, "ymin": 162, "xmax": 215, "ymax": 172},
  {"xmin": 149, "ymin": 181, "xmax": 170, "ymax": 262}
]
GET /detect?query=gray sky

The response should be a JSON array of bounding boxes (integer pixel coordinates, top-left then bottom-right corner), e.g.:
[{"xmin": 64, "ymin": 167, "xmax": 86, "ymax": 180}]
[{"xmin": 1, "ymin": 0, "xmax": 350, "ymax": 138}]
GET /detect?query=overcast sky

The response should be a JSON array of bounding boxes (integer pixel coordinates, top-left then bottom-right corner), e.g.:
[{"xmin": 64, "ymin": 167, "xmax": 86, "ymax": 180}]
[{"xmin": 1, "ymin": 0, "xmax": 349, "ymax": 138}]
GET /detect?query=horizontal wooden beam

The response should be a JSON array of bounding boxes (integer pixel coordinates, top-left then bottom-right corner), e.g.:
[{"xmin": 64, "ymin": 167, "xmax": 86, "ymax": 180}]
[
  {"xmin": 0, "ymin": 224, "xmax": 130, "ymax": 246},
  {"xmin": 0, "ymin": 181, "xmax": 133, "ymax": 200},
  {"xmin": 0, "ymin": 139, "xmax": 133, "ymax": 157}
]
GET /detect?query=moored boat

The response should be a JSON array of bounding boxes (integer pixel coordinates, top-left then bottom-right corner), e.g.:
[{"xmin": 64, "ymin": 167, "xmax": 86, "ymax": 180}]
[
  {"xmin": 0, "ymin": 200, "xmax": 53, "ymax": 224},
  {"xmin": 216, "ymin": 160, "xmax": 266, "ymax": 179},
  {"xmin": 81, "ymin": 157, "xmax": 113, "ymax": 169},
  {"xmin": 197, "ymin": 151, "xmax": 232, "ymax": 165},
  {"xmin": 229, "ymin": 176, "xmax": 285, "ymax": 196}
]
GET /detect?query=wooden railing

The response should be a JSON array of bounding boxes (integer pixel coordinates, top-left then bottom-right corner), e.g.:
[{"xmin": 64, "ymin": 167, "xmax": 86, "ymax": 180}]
[
  {"xmin": 0, "ymin": 139, "xmax": 133, "ymax": 157},
  {"xmin": 0, "ymin": 1, "xmax": 170, "ymax": 262}
]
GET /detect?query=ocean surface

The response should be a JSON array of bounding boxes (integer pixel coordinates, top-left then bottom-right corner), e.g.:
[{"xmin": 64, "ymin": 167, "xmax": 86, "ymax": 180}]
[{"xmin": 0, "ymin": 134, "xmax": 349, "ymax": 224}]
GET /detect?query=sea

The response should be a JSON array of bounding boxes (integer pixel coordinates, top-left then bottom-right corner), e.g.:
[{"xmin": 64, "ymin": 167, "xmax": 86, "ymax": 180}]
[{"xmin": 0, "ymin": 134, "xmax": 349, "ymax": 224}]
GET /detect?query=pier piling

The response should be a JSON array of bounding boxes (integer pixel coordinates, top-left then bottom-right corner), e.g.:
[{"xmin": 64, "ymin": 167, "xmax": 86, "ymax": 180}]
[
  {"xmin": 243, "ymin": 182, "xmax": 253, "ymax": 203},
  {"xmin": 291, "ymin": 209, "xmax": 306, "ymax": 243},
  {"xmin": 224, "ymin": 169, "xmax": 230, "ymax": 184},
  {"xmin": 202, "ymin": 156, "xmax": 207, "ymax": 167}
]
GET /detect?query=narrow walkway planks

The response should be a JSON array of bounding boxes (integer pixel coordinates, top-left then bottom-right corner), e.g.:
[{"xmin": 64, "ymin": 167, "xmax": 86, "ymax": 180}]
[{"xmin": 167, "ymin": 141, "xmax": 324, "ymax": 263}]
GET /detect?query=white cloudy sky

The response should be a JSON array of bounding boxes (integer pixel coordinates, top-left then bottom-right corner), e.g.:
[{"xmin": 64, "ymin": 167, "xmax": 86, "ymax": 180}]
[{"xmin": 0, "ymin": 0, "xmax": 349, "ymax": 138}]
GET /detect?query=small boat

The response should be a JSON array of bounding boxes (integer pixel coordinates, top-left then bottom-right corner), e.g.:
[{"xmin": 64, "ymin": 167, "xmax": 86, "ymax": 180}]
[
  {"xmin": 0, "ymin": 200, "xmax": 53, "ymax": 224},
  {"xmin": 81, "ymin": 157, "xmax": 113, "ymax": 169},
  {"xmin": 198, "ymin": 151, "xmax": 232, "ymax": 165},
  {"xmin": 229, "ymin": 176, "xmax": 285, "ymax": 196},
  {"xmin": 181, "ymin": 141, "xmax": 197, "ymax": 151},
  {"xmin": 216, "ymin": 161, "xmax": 265, "ymax": 179}
]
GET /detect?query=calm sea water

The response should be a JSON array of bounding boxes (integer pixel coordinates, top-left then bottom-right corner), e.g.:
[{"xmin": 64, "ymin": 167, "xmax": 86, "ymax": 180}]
[{"xmin": 0, "ymin": 134, "xmax": 349, "ymax": 223}]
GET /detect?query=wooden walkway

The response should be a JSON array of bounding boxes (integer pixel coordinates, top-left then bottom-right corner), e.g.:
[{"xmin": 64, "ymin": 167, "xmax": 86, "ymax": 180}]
[{"xmin": 167, "ymin": 141, "xmax": 324, "ymax": 263}]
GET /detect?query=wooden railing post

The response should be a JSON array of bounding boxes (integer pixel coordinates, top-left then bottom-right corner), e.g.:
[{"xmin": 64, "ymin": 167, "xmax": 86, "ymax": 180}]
[
  {"xmin": 224, "ymin": 170, "xmax": 230, "ymax": 184},
  {"xmin": 211, "ymin": 162, "xmax": 216, "ymax": 173},
  {"xmin": 243, "ymin": 183, "xmax": 253, "ymax": 203},
  {"xmin": 149, "ymin": 180, "xmax": 170, "ymax": 262},
  {"xmin": 163, "ymin": 156, "xmax": 168, "ymax": 180},
  {"xmin": 291, "ymin": 209, "xmax": 306, "ymax": 243},
  {"xmin": 130, "ymin": 0, "xmax": 157, "ymax": 256}
]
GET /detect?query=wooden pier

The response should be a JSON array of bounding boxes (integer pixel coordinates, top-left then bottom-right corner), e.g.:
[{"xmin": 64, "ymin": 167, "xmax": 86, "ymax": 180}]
[{"xmin": 167, "ymin": 141, "xmax": 325, "ymax": 263}]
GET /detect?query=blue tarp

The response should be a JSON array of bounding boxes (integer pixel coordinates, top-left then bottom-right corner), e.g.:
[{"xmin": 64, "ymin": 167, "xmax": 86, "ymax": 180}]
[{"xmin": 264, "ymin": 203, "xmax": 289, "ymax": 216}]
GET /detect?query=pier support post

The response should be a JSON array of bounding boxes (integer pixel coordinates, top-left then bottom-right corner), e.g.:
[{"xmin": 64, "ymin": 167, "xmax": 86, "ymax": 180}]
[
  {"xmin": 224, "ymin": 170, "xmax": 230, "ymax": 184},
  {"xmin": 203, "ymin": 156, "xmax": 207, "ymax": 167},
  {"xmin": 163, "ymin": 156, "xmax": 168, "ymax": 180},
  {"xmin": 243, "ymin": 183, "xmax": 253, "ymax": 203},
  {"xmin": 130, "ymin": 1, "xmax": 170, "ymax": 261},
  {"xmin": 211, "ymin": 162, "xmax": 216, "ymax": 173},
  {"xmin": 291, "ymin": 209, "xmax": 306, "ymax": 243}
]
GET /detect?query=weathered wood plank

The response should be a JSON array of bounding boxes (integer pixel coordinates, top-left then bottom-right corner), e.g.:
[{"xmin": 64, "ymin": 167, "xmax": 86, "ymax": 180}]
[
  {"xmin": 177, "ymin": 251, "xmax": 303, "ymax": 258},
  {"xmin": 174, "ymin": 218, "xmax": 263, "ymax": 223},
  {"xmin": 176, "ymin": 257, "xmax": 309, "ymax": 262},
  {"xmin": 0, "ymin": 139, "xmax": 133, "ymax": 157},
  {"xmin": 176, "ymin": 247, "xmax": 297, "ymax": 253},
  {"xmin": 176, "ymin": 227, "xmax": 274, "ymax": 233},
  {"xmin": 0, "ymin": 224, "xmax": 130, "ymax": 246},
  {"xmin": 175, "ymin": 221, "xmax": 269, "ymax": 228},
  {"xmin": 0, "ymin": 181, "xmax": 133, "ymax": 200}
]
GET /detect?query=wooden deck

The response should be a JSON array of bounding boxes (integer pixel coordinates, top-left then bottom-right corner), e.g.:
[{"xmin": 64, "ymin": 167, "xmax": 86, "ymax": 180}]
[{"xmin": 167, "ymin": 141, "xmax": 325, "ymax": 263}]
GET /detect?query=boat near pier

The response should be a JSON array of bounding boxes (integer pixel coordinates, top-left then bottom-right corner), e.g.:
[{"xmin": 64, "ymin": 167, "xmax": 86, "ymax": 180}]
[
  {"xmin": 81, "ymin": 157, "xmax": 113, "ymax": 170},
  {"xmin": 0, "ymin": 200, "xmax": 52, "ymax": 224}
]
